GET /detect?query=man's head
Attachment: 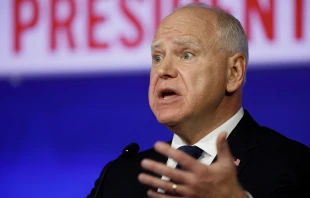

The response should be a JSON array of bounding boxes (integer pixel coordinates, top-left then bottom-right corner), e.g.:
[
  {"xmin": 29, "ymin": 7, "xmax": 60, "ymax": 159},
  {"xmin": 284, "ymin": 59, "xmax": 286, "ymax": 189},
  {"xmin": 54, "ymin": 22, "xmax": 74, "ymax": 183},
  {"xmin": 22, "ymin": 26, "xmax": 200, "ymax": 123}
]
[{"xmin": 148, "ymin": 3, "xmax": 248, "ymax": 143}]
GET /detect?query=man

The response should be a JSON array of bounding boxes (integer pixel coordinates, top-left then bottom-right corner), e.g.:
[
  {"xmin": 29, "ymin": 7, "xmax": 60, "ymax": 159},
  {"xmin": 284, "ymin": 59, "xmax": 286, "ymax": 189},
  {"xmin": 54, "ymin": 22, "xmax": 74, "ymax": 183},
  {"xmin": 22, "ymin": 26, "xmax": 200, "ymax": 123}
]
[{"xmin": 87, "ymin": 3, "xmax": 310, "ymax": 198}]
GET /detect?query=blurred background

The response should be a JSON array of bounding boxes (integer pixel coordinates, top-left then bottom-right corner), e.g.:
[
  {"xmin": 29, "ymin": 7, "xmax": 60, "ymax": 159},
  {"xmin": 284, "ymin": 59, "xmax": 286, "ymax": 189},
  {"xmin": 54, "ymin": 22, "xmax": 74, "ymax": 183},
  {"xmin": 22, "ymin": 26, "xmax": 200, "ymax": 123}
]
[{"xmin": 0, "ymin": 0, "xmax": 309, "ymax": 197}]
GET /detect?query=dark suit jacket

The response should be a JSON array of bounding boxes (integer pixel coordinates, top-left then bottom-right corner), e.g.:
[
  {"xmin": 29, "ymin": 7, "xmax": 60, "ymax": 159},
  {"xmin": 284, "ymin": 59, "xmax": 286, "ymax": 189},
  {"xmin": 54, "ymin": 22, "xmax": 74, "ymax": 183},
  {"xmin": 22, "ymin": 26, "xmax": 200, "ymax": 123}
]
[{"xmin": 87, "ymin": 111, "xmax": 310, "ymax": 198}]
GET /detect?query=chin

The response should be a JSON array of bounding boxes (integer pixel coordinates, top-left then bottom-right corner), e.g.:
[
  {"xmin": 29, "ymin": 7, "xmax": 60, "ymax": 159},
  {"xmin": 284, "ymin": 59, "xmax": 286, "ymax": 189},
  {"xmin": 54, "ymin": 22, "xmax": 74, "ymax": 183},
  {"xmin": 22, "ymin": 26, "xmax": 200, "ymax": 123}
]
[
  {"xmin": 157, "ymin": 119, "xmax": 178, "ymax": 126},
  {"xmin": 155, "ymin": 112, "xmax": 182, "ymax": 126}
]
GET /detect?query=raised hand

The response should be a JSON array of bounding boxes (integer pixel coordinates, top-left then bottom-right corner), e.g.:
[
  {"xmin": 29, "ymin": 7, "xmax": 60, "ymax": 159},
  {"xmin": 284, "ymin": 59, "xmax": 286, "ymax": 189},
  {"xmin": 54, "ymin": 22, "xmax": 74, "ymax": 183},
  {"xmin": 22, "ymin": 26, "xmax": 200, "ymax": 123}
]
[{"xmin": 138, "ymin": 132, "xmax": 247, "ymax": 198}]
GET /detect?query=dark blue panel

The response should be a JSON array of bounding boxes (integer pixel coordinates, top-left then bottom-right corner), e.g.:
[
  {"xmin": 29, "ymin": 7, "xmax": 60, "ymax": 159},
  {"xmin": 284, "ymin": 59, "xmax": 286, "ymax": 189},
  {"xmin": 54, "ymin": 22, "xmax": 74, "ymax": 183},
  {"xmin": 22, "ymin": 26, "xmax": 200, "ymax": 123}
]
[{"xmin": 0, "ymin": 64, "xmax": 309, "ymax": 198}]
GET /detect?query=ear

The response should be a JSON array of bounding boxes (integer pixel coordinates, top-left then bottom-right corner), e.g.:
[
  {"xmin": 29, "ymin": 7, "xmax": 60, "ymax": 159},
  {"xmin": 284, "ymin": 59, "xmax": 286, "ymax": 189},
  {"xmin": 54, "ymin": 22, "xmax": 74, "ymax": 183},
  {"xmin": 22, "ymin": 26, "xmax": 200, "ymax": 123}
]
[{"xmin": 226, "ymin": 53, "xmax": 246, "ymax": 93}]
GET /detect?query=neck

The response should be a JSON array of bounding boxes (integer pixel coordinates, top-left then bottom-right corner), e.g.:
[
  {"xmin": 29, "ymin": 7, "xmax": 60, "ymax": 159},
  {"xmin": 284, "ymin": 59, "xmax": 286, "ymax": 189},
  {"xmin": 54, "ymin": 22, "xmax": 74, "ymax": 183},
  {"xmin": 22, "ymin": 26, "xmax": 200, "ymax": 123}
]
[{"xmin": 168, "ymin": 96, "xmax": 242, "ymax": 145}]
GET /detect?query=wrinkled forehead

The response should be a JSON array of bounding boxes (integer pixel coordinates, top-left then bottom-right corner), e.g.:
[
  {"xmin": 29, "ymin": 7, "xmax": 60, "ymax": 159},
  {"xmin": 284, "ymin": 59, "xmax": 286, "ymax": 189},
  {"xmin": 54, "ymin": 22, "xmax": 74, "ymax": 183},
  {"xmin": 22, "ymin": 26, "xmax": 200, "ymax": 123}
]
[
  {"xmin": 151, "ymin": 37, "xmax": 202, "ymax": 51},
  {"xmin": 153, "ymin": 7, "xmax": 218, "ymax": 46}
]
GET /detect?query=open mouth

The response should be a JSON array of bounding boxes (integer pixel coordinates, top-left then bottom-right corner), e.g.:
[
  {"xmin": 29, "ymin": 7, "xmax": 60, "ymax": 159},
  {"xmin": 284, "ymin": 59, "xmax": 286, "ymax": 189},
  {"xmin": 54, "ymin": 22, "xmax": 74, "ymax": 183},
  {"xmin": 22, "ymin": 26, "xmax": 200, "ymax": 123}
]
[{"xmin": 161, "ymin": 90, "xmax": 178, "ymax": 99}]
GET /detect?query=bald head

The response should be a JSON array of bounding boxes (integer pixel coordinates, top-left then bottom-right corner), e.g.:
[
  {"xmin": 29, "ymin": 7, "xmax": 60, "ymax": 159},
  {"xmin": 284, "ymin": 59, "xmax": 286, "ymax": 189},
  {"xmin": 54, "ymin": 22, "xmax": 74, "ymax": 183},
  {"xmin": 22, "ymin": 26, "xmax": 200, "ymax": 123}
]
[
  {"xmin": 154, "ymin": 7, "xmax": 219, "ymax": 53},
  {"xmin": 172, "ymin": 3, "xmax": 249, "ymax": 64}
]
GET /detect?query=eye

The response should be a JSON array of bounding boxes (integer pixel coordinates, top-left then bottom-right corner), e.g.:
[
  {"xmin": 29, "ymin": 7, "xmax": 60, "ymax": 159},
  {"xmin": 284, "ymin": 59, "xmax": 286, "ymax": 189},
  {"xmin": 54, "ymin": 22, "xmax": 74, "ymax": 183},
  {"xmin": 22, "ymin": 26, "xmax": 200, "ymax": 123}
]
[
  {"xmin": 182, "ymin": 52, "xmax": 193, "ymax": 60},
  {"xmin": 153, "ymin": 55, "xmax": 163, "ymax": 63}
]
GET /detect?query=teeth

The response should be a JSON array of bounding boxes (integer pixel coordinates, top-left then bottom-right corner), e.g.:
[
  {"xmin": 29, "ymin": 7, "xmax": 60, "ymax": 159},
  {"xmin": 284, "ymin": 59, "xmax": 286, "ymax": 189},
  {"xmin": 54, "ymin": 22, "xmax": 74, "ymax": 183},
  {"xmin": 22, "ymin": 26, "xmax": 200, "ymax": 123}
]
[{"xmin": 162, "ymin": 91, "xmax": 176, "ymax": 99}]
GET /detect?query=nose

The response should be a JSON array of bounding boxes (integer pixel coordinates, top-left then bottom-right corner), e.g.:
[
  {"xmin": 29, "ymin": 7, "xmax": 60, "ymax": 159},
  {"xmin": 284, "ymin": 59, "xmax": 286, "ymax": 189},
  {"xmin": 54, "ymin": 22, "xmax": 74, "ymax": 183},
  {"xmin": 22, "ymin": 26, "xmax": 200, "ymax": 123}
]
[{"xmin": 157, "ymin": 56, "xmax": 178, "ymax": 79}]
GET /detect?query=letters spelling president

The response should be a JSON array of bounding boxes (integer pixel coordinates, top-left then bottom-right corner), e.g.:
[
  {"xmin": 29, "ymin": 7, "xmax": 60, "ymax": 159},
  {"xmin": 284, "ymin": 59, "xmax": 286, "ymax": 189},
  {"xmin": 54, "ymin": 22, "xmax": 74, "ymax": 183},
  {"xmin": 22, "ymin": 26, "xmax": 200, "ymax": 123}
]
[{"xmin": 87, "ymin": 2, "xmax": 310, "ymax": 198}]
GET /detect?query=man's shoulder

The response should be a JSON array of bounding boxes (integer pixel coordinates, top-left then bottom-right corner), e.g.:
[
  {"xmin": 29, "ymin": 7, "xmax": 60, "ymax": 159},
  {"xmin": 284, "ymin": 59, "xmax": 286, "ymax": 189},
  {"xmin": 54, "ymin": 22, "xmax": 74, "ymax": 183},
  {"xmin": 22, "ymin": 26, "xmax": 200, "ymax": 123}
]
[
  {"xmin": 255, "ymin": 126, "xmax": 309, "ymax": 154},
  {"xmin": 249, "ymin": 125, "xmax": 310, "ymax": 174},
  {"xmin": 238, "ymin": 125, "xmax": 310, "ymax": 197},
  {"xmin": 240, "ymin": 110, "xmax": 309, "ymax": 154}
]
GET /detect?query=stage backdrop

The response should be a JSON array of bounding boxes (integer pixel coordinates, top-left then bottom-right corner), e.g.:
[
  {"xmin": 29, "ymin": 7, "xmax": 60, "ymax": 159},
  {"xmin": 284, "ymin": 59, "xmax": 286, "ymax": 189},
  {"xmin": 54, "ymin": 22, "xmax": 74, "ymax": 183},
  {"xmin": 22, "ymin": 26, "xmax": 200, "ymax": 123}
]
[{"xmin": 0, "ymin": 0, "xmax": 309, "ymax": 198}]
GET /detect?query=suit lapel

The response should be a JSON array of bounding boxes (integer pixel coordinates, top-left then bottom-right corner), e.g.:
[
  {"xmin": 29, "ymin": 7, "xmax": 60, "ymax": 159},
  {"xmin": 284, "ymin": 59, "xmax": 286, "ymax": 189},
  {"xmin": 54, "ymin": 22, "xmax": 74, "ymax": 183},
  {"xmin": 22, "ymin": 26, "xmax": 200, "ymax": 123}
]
[{"xmin": 213, "ymin": 110, "xmax": 260, "ymax": 174}]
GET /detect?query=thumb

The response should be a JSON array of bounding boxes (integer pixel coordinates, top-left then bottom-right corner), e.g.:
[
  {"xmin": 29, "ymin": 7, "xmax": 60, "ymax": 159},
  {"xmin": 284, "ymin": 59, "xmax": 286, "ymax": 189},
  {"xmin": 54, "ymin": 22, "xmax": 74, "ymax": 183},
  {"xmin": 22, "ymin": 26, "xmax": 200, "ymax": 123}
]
[{"xmin": 216, "ymin": 132, "xmax": 233, "ymax": 164}]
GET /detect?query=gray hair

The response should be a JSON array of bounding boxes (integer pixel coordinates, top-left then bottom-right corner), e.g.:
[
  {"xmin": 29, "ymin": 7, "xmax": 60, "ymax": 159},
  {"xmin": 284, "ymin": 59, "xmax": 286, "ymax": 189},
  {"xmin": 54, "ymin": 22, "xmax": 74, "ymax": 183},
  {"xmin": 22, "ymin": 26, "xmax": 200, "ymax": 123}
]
[{"xmin": 175, "ymin": 2, "xmax": 249, "ymax": 83}]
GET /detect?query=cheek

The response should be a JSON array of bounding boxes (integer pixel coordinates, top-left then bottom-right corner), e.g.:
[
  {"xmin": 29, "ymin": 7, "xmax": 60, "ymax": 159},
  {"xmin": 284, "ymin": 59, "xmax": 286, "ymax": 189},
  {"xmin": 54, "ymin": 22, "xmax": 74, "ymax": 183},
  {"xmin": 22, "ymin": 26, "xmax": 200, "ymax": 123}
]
[
  {"xmin": 187, "ymin": 68, "xmax": 213, "ymax": 91},
  {"xmin": 149, "ymin": 69, "xmax": 157, "ymax": 84},
  {"xmin": 188, "ymin": 68, "xmax": 222, "ymax": 96},
  {"xmin": 148, "ymin": 71, "xmax": 157, "ymax": 102}
]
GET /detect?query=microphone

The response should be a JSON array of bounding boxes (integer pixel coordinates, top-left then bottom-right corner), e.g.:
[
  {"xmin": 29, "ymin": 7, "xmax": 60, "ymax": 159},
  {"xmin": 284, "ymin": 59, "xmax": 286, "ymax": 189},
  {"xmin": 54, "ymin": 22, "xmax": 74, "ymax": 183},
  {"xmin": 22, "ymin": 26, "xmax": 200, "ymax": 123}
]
[
  {"xmin": 122, "ymin": 143, "xmax": 140, "ymax": 157},
  {"xmin": 93, "ymin": 143, "xmax": 140, "ymax": 198}
]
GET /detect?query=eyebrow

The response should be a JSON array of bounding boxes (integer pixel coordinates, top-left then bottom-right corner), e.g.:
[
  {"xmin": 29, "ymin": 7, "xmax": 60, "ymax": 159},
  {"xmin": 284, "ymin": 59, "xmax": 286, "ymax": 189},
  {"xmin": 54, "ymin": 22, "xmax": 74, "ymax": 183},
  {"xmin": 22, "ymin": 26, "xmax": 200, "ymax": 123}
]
[
  {"xmin": 151, "ymin": 40, "xmax": 162, "ymax": 50},
  {"xmin": 151, "ymin": 38, "xmax": 202, "ymax": 51}
]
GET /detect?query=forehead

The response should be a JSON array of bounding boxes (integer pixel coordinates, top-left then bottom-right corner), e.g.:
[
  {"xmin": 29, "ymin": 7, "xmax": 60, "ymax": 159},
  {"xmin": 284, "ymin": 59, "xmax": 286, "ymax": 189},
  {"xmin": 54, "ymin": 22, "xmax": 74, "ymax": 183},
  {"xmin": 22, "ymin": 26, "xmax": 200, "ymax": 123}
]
[
  {"xmin": 151, "ymin": 36, "xmax": 202, "ymax": 50},
  {"xmin": 152, "ymin": 8, "xmax": 217, "ymax": 47}
]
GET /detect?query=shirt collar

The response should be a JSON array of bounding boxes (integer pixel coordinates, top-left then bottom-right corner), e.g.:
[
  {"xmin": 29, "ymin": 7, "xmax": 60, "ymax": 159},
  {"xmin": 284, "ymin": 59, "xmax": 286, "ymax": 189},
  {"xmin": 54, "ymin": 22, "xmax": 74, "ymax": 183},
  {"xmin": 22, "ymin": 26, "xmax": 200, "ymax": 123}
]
[{"xmin": 171, "ymin": 107, "xmax": 244, "ymax": 157}]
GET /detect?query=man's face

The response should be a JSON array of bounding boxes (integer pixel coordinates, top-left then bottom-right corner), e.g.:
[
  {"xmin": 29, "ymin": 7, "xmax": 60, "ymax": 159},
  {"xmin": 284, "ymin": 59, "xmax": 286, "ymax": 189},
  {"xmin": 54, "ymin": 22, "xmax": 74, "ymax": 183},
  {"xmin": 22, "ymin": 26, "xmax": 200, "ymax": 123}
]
[{"xmin": 148, "ymin": 8, "xmax": 229, "ymax": 127}]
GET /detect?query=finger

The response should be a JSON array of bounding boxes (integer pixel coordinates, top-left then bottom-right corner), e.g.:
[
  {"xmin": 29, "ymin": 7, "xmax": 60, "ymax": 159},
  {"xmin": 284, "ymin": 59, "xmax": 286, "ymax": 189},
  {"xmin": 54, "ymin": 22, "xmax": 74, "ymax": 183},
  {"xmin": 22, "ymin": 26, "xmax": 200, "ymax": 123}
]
[
  {"xmin": 138, "ymin": 173, "xmax": 189, "ymax": 196},
  {"xmin": 147, "ymin": 189, "xmax": 183, "ymax": 198},
  {"xmin": 153, "ymin": 141, "xmax": 204, "ymax": 173},
  {"xmin": 216, "ymin": 132, "xmax": 234, "ymax": 164},
  {"xmin": 140, "ymin": 159, "xmax": 193, "ymax": 184}
]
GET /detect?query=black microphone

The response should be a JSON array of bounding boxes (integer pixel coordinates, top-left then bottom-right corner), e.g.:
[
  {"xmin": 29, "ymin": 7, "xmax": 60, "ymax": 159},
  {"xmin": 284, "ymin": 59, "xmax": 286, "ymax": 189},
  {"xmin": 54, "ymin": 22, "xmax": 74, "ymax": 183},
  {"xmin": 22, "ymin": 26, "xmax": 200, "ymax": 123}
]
[
  {"xmin": 92, "ymin": 143, "xmax": 140, "ymax": 198},
  {"xmin": 122, "ymin": 143, "xmax": 140, "ymax": 157}
]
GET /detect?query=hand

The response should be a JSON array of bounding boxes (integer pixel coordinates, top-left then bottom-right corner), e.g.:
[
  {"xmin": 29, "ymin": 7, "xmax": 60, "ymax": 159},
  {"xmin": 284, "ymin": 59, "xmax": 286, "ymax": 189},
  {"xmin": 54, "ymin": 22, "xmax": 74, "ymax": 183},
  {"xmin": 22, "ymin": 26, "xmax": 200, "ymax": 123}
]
[{"xmin": 138, "ymin": 132, "xmax": 248, "ymax": 198}]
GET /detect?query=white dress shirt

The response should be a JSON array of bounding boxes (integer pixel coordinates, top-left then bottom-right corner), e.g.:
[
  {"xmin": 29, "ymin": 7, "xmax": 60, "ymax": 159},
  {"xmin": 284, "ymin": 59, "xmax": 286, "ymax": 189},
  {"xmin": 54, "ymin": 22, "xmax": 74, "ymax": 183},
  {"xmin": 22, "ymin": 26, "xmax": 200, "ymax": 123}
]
[
  {"xmin": 165, "ymin": 107, "xmax": 244, "ymax": 173},
  {"xmin": 159, "ymin": 107, "xmax": 253, "ymax": 197}
]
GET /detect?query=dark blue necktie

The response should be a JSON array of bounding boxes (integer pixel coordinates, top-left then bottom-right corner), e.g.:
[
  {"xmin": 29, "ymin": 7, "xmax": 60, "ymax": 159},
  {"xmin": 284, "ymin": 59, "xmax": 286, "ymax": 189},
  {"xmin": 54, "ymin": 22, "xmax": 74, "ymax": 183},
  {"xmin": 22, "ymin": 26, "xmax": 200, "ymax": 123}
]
[{"xmin": 176, "ymin": 146, "xmax": 203, "ymax": 170}]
